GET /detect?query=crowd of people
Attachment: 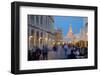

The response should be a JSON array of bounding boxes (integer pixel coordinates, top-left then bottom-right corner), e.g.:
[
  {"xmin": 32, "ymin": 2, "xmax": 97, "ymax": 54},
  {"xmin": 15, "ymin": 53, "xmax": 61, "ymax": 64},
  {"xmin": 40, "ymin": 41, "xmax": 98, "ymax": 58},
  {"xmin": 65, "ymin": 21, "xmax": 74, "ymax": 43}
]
[{"xmin": 28, "ymin": 43, "xmax": 88, "ymax": 61}]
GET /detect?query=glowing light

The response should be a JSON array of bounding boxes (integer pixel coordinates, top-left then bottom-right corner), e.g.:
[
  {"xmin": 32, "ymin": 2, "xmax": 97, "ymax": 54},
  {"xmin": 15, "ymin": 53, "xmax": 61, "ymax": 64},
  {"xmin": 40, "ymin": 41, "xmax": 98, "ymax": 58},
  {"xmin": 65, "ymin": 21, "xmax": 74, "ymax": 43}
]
[
  {"xmin": 29, "ymin": 36, "xmax": 33, "ymax": 40},
  {"xmin": 53, "ymin": 42, "xmax": 55, "ymax": 45},
  {"xmin": 45, "ymin": 37, "xmax": 48, "ymax": 41},
  {"xmin": 57, "ymin": 42, "xmax": 60, "ymax": 45},
  {"xmin": 39, "ymin": 37, "xmax": 42, "ymax": 40},
  {"xmin": 62, "ymin": 42, "xmax": 65, "ymax": 44}
]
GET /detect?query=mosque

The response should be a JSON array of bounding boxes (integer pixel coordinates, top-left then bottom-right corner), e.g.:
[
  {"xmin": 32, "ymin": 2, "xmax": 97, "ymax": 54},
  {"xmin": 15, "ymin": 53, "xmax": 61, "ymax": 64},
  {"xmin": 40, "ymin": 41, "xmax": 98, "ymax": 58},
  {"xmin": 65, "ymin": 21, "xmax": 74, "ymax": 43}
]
[
  {"xmin": 63, "ymin": 24, "xmax": 74, "ymax": 43},
  {"xmin": 63, "ymin": 18, "xmax": 88, "ymax": 47}
]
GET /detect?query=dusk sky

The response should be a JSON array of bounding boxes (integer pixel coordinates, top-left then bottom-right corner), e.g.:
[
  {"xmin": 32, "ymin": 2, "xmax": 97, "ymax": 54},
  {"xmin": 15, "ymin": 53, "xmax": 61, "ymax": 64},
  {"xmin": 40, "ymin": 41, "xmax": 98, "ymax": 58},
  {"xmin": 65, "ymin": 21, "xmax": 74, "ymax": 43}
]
[{"xmin": 54, "ymin": 16, "xmax": 85, "ymax": 37}]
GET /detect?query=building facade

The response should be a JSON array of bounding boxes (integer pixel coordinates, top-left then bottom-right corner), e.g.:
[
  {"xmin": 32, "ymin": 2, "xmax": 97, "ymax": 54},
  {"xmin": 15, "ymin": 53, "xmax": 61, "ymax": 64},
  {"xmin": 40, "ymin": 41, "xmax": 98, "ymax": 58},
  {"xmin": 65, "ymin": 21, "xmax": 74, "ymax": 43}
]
[
  {"xmin": 28, "ymin": 15, "xmax": 54, "ymax": 50},
  {"xmin": 53, "ymin": 28, "xmax": 63, "ymax": 45},
  {"xmin": 79, "ymin": 17, "xmax": 88, "ymax": 47},
  {"xmin": 73, "ymin": 17, "xmax": 88, "ymax": 47}
]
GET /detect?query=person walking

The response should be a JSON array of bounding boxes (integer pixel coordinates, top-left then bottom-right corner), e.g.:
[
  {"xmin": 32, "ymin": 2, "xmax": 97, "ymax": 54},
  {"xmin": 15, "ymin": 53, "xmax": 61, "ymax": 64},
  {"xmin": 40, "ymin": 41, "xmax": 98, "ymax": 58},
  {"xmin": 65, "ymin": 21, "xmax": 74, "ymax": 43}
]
[
  {"xmin": 35, "ymin": 47, "xmax": 41, "ymax": 60},
  {"xmin": 66, "ymin": 45, "xmax": 73, "ymax": 59},
  {"xmin": 67, "ymin": 50, "xmax": 76, "ymax": 59},
  {"xmin": 32, "ymin": 46, "xmax": 36, "ymax": 60},
  {"xmin": 53, "ymin": 44, "xmax": 57, "ymax": 52},
  {"xmin": 63, "ymin": 44, "xmax": 68, "ymax": 58},
  {"xmin": 42, "ymin": 45, "xmax": 48, "ymax": 60}
]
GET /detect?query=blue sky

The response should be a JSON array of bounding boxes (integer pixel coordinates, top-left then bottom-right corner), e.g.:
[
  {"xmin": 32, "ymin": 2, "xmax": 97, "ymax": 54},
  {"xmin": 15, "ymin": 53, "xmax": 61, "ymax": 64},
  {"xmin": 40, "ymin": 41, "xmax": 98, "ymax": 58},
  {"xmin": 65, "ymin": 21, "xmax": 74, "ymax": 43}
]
[{"xmin": 54, "ymin": 16, "xmax": 85, "ymax": 37}]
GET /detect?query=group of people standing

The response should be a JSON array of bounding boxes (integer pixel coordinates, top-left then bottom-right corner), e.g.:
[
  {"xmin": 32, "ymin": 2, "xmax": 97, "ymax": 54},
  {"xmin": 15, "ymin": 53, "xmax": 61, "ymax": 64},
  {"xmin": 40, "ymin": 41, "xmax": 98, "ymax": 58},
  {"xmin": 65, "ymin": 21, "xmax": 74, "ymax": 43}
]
[
  {"xmin": 51, "ymin": 43, "xmax": 87, "ymax": 59},
  {"xmin": 28, "ymin": 43, "xmax": 88, "ymax": 61},
  {"xmin": 28, "ymin": 45, "xmax": 49, "ymax": 60}
]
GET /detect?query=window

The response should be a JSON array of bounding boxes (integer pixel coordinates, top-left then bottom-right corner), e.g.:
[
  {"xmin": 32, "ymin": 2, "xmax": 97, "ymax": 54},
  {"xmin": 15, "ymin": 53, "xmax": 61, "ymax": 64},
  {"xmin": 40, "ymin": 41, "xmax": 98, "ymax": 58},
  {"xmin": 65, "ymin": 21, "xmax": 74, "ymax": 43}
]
[
  {"xmin": 36, "ymin": 31, "xmax": 39, "ymax": 46},
  {"xmin": 40, "ymin": 16, "xmax": 43, "ymax": 25},
  {"xmin": 30, "ymin": 15, "xmax": 35, "ymax": 24},
  {"xmin": 36, "ymin": 16, "xmax": 39, "ymax": 24},
  {"xmin": 40, "ymin": 32, "xmax": 43, "ymax": 44},
  {"xmin": 31, "ymin": 30, "xmax": 34, "ymax": 35}
]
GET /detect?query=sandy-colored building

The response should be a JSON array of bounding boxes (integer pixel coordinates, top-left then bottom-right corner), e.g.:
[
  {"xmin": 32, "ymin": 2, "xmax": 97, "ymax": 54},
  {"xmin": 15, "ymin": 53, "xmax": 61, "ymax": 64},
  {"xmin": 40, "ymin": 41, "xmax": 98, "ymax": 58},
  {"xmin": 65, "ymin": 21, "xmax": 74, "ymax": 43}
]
[{"xmin": 28, "ymin": 15, "xmax": 54, "ymax": 50}]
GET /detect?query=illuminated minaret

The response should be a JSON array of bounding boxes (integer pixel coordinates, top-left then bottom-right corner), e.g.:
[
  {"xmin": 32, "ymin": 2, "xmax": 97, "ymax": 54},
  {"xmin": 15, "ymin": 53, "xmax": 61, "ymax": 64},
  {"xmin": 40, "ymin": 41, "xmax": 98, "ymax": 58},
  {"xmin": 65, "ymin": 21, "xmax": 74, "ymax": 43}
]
[
  {"xmin": 66, "ymin": 24, "xmax": 74, "ymax": 38},
  {"xmin": 69, "ymin": 24, "xmax": 72, "ymax": 32}
]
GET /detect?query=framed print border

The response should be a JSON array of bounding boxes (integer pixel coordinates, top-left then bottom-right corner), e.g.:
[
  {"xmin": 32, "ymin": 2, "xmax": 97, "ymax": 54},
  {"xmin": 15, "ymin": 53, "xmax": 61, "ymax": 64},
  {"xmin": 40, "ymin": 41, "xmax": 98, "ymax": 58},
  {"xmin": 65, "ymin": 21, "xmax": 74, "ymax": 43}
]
[{"xmin": 11, "ymin": 1, "xmax": 98, "ymax": 74}]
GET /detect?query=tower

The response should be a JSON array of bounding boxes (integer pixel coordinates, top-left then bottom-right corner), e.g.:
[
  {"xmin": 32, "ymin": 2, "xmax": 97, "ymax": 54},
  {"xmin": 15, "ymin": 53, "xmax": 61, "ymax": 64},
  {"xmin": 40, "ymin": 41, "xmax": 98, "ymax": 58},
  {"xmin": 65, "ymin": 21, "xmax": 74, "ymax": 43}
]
[
  {"xmin": 69, "ymin": 24, "xmax": 72, "ymax": 33},
  {"xmin": 63, "ymin": 24, "xmax": 74, "ymax": 43},
  {"xmin": 66, "ymin": 24, "xmax": 74, "ymax": 38}
]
